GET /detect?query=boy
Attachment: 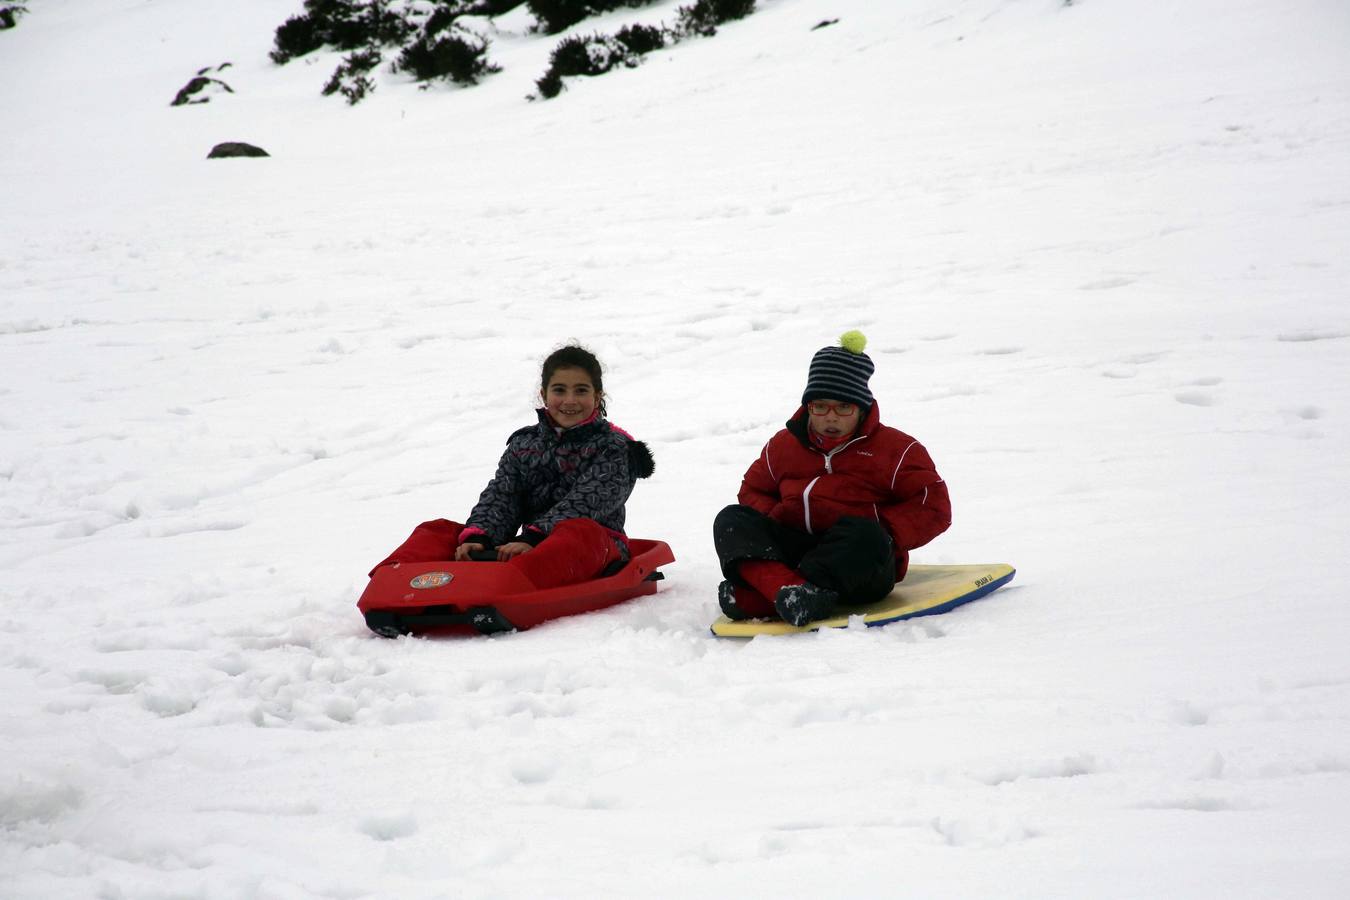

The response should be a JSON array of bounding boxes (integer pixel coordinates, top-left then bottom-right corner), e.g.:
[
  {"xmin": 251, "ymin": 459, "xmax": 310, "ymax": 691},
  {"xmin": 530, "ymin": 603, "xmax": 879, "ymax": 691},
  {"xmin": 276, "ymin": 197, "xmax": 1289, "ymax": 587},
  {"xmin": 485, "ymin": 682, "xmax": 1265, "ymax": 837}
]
[{"xmin": 713, "ymin": 331, "xmax": 952, "ymax": 625}]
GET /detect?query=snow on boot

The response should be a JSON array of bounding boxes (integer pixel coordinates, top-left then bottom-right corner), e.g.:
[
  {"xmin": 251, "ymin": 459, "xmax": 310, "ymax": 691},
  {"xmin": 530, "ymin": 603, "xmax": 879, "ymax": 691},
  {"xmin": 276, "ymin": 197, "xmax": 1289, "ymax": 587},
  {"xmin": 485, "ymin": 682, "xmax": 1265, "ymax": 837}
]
[
  {"xmin": 774, "ymin": 582, "xmax": 840, "ymax": 627},
  {"xmin": 718, "ymin": 580, "xmax": 750, "ymax": 620}
]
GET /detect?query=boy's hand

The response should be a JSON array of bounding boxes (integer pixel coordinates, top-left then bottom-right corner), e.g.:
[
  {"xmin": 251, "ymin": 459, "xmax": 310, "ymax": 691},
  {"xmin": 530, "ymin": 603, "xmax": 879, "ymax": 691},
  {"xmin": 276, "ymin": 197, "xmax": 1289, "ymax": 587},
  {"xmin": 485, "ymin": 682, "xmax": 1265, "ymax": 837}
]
[
  {"xmin": 455, "ymin": 542, "xmax": 484, "ymax": 561},
  {"xmin": 496, "ymin": 542, "xmax": 533, "ymax": 560}
]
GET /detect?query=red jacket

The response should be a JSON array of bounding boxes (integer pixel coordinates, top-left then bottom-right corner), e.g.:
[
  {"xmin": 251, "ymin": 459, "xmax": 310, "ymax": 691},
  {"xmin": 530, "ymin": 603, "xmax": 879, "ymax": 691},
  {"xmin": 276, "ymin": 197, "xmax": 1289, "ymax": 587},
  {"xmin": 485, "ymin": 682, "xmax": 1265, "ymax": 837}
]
[{"xmin": 738, "ymin": 404, "xmax": 952, "ymax": 578}]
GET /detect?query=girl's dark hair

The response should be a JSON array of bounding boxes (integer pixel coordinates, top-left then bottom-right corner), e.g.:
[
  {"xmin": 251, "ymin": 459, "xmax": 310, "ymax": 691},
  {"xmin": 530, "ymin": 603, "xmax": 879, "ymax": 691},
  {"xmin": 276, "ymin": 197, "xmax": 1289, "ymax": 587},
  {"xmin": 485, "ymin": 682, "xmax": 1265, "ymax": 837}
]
[{"xmin": 541, "ymin": 344, "xmax": 606, "ymax": 416}]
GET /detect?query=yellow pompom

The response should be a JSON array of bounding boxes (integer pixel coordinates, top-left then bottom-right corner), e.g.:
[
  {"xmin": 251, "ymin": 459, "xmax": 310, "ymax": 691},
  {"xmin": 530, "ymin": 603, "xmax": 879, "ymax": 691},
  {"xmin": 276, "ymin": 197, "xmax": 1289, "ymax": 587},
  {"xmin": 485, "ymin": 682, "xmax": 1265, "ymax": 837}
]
[{"xmin": 839, "ymin": 330, "xmax": 867, "ymax": 354}]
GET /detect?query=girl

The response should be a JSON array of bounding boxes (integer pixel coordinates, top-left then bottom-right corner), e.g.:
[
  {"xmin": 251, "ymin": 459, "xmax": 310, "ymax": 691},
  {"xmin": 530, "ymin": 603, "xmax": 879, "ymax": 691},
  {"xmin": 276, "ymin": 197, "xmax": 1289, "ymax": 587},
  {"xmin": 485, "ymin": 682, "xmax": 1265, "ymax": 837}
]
[
  {"xmin": 713, "ymin": 331, "xmax": 951, "ymax": 625},
  {"xmin": 371, "ymin": 345, "xmax": 654, "ymax": 588}
]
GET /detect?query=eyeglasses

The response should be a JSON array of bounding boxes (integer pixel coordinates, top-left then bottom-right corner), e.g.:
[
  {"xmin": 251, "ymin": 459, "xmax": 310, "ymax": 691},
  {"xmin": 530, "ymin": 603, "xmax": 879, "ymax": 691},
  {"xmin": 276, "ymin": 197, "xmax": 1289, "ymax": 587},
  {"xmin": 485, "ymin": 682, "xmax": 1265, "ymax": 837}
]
[{"xmin": 807, "ymin": 401, "xmax": 857, "ymax": 417}]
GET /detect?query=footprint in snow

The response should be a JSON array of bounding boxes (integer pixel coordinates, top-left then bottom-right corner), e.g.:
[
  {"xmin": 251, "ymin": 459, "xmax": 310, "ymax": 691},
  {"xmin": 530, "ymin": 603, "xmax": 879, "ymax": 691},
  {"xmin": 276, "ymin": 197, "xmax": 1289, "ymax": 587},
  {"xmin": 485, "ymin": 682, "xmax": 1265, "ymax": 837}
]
[
  {"xmin": 930, "ymin": 815, "xmax": 1038, "ymax": 847},
  {"xmin": 1135, "ymin": 795, "xmax": 1243, "ymax": 813},
  {"xmin": 971, "ymin": 753, "xmax": 1101, "ymax": 786},
  {"xmin": 509, "ymin": 755, "xmax": 558, "ymax": 785},
  {"xmin": 1169, "ymin": 700, "xmax": 1211, "ymax": 726},
  {"xmin": 358, "ymin": 811, "xmax": 418, "ymax": 841},
  {"xmin": 76, "ymin": 667, "xmax": 149, "ymax": 695},
  {"xmin": 1121, "ymin": 351, "xmax": 1166, "ymax": 365},
  {"xmin": 1280, "ymin": 405, "xmax": 1323, "ymax": 421},
  {"xmin": 1078, "ymin": 276, "xmax": 1136, "ymax": 290},
  {"xmin": 1174, "ymin": 391, "xmax": 1216, "ymax": 407},
  {"xmin": 1276, "ymin": 330, "xmax": 1347, "ymax": 343},
  {"xmin": 0, "ymin": 777, "xmax": 84, "ymax": 828}
]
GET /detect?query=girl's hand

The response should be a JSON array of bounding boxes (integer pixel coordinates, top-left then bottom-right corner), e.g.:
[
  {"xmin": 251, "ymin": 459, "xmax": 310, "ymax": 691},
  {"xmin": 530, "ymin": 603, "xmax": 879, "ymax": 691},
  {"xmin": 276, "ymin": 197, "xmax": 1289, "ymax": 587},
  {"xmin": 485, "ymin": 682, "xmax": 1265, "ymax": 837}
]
[
  {"xmin": 496, "ymin": 542, "xmax": 533, "ymax": 560},
  {"xmin": 455, "ymin": 542, "xmax": 484, "ymax": 561}
]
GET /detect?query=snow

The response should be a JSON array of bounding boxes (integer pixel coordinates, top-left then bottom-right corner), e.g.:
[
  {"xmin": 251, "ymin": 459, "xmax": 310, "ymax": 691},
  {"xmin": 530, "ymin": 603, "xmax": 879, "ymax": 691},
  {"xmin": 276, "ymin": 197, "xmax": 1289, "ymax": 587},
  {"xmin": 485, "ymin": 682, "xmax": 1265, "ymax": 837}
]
[{"xmin": 2, "ymin": 0, "xmax": 1349, "ymax": 895}]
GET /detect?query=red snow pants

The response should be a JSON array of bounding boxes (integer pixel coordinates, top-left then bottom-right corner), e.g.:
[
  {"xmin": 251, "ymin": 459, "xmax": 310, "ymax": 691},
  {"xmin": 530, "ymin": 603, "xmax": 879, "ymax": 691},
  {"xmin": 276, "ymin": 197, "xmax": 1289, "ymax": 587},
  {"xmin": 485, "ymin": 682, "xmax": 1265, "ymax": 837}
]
[{"xmin": 369, "ymin": 518, "xmax": 623, "ymax": 589}]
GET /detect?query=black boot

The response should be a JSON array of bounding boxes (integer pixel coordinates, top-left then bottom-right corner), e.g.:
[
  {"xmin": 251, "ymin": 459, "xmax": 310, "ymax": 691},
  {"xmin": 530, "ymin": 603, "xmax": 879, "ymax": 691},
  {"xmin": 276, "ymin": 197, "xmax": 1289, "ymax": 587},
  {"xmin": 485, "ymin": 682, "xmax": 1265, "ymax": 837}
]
[
  {"xmin": 717, "ymin": 580, "xmax": 750, "ymax": 620},
  {"xmin": 774, "ymin": 583, "xmax": 839, "ymax": 627}
]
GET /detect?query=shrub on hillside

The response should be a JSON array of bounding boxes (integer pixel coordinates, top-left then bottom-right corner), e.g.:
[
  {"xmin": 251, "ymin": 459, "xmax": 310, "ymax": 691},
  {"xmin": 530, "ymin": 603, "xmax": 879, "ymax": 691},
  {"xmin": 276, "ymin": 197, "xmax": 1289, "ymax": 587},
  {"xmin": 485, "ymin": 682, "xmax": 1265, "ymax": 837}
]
[
  {"xmin": 426, "ymin": 0, "xmax": 525, "ymax": 35},
  {"xmin": 0, "ymin": 4, "xmax": 29, "ymax": 30},
  {"xmin": 272, "ymin": 15, "xmax": 325, "ymax": 62},
  {"xmin": 534, "ymin": 26, "xmax": 660, "ymax": 98},
  {"xmin": 270, "ymin": 0, "xmax": 413, "ymax": 64},
  {"xmin": 672, "ymin": 0, "xmax": 754, "ymax": 37},
  {"xmin": 527, "ymin": 0, "xmax": 661, "ymax": 35},
  {"xmin": 395, "ymin": 30, "xmax": 499, "ymax": 85},
  {"xmin": 533, "ymin": 0, "xmax": 759, "ymax": 100},
  {"xmin": 269, "ymin": 0, "xmax": 509, "ymax": 102},
  {"xmin": 528, "ymin": 0, "xmax": 600, "ymax": 35},
  {"xmin": 171, "ymin": 64, "xmax": 236, "ymax": 106},
  {"xmin": 322, "ymin": 47, "xmax": 382, "ymax": 103},
  {"xmin": 468, "ymin": 0, "xmax": 528, "ymax": 14},
  {"xmin": 614, "ymin": 22, "xmax": 665, "ymax": 55}
]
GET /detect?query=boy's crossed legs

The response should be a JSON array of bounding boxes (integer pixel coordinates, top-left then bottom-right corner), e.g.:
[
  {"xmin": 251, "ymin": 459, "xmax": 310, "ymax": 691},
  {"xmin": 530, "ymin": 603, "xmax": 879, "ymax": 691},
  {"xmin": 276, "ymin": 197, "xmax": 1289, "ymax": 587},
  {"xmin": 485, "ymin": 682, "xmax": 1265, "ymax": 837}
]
[{"xmin": 712, "ymin": 504, "xmax": 896, "ymax": 625}]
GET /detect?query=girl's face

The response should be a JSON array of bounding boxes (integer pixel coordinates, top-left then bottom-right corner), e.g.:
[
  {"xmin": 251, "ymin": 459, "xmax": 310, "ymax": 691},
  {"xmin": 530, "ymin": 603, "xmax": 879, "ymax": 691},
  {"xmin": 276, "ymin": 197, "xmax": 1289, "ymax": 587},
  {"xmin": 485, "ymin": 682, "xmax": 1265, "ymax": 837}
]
[{"xmin": 542, "ymin": 366, "xmax": 600, "ymax": 428}]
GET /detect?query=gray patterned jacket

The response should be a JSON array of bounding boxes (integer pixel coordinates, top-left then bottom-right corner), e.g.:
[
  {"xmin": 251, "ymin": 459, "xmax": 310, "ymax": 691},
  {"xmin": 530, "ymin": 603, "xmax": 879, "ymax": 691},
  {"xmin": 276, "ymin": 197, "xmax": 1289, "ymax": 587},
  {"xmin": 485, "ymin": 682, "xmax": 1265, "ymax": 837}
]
[{"xmin": 464, "ymin": 411, "xmax": 655, "ymax": 548}]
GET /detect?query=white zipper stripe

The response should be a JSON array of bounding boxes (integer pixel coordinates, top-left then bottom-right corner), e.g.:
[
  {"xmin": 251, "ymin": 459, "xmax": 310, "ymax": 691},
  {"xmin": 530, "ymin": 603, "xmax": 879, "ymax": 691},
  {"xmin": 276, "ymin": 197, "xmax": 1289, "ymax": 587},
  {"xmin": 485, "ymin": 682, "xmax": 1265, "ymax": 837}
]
[
  {"xmin": 802, "ymin": 476, "xmax": 820, "ymax": 534},
  {"xmin": 824, "ymin": 434, "xmax": 867, "ymax": 473},
  {"xmin": 803, "ymin": 434, "xmax": 869, "ymax": 535},
  {"xmin": 764, "ymin": 443, "xmax": 775, "ymax": 481}
]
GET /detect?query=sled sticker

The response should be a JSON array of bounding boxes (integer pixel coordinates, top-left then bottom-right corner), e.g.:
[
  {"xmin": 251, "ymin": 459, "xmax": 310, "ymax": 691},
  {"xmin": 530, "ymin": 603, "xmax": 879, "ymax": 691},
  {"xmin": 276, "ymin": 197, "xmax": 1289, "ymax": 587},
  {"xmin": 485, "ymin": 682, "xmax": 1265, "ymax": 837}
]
[{"xmin": 409, "ymin": 572, "xmax": 453, "ymax": 589}]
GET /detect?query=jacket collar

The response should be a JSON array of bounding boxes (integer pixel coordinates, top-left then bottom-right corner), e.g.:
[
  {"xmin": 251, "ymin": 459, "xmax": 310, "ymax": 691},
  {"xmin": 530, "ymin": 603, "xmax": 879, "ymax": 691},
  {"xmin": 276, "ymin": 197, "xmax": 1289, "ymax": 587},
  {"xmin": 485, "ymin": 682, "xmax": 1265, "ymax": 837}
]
[{"xmin": 536, "ymin": 408, "xmax": 607, "ymax": 440}]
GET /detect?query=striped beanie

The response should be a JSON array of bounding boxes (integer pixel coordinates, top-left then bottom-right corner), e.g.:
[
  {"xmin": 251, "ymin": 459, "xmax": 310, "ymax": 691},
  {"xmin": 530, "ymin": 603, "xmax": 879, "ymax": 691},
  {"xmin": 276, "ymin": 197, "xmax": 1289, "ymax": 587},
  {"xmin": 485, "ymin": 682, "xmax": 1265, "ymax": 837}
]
[{"xmin": 802, "ymin": 330, "xmax": 875, "ymax": 409}]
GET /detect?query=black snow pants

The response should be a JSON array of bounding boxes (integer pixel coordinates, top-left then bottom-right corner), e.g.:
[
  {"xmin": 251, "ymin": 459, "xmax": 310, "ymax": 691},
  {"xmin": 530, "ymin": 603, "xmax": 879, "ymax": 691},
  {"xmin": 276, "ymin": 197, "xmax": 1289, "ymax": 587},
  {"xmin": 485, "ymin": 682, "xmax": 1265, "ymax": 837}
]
[{"xmin": 712, "ymin": 504, "xmax": 897, "ymax": 603}]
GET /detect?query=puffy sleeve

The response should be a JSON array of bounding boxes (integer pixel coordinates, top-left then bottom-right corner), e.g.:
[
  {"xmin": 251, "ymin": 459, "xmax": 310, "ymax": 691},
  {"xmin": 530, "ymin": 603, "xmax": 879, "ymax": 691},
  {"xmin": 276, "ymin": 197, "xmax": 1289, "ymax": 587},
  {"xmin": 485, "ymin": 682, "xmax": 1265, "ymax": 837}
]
[
  {"xmin": 737, "ymin": 437, "xmax": 781, "ymax": 515},
  {"xmin": 464, "ymin": 442, "xmax": 528, "ymax": 546},
  {"xmin": 878, "ymin": 439, "xmax": 952, "ymax": 551}
]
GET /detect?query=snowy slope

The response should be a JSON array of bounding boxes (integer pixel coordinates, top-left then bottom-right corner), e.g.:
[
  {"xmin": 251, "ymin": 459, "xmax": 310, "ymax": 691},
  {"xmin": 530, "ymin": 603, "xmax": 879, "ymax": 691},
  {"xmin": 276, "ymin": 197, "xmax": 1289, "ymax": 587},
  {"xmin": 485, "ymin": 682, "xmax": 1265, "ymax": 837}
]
[{"xmin": 2, "ymin": 0, "xmax": 1350, "ymax": 896}]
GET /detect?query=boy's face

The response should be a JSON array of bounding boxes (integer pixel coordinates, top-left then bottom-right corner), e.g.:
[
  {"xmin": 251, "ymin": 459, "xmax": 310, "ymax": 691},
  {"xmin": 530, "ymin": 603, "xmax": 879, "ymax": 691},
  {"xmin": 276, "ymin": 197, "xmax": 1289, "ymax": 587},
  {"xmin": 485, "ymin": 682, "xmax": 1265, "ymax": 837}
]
[{"xmin": 806, "ymin": 399, "xmax": 862, "ymax": 439}]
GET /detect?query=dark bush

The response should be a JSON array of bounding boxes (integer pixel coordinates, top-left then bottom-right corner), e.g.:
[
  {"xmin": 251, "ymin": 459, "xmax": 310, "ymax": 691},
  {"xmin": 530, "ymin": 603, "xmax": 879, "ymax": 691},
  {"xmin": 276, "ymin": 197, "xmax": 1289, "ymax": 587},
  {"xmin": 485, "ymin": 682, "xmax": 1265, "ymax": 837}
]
[
  {"xmin": 271, "ymin": 0, "xmax": 413, "ymax": 64},
  {"xmin": 1, "ymin": 4, "xmax": 28, "ymax": 30},
  {"xmin": 549, "ymin": 34, "xmax": 610, "ymax": 76},
  {"xmin": 614, "ymin": 22, "xmax": 664, "ymax": 55},
  {"xmin": 396, "ymin": 31, "xmax": 499, "ymax": 85},
  {"xmin": 673, "ymin": 0, "xmax": 754, "ymax": 37},
  {"xmin": 467, "ymin": 0, "xmax": 527, "ymax": 14},
  {"xmin": 535, "ymin": 34, "xmax": 602, "ymax": 97},
  {"xmin": 425, "ymin": 0, "xmax": 525, "ymax": 36},
  {"xmin": 536, "ymin": 70, "xmax": 565, "ymax": 99},
  {"xmin": 535, "ymin": 29, "xmax": 657, "ymax": 98},
  {"xmin": 171, "ymin": 75, "xmax": 235, "ymax": 107},
  {"xmin": 327, "ymin": 1, "xmax": 412, "ymax": 49},
  {"xmin": 425, "ymin": 5, "xmax": 460, "ymax": 36},
  {"xmin": 322, "ymin": 47, "xmax": 382, "ymax": 103},
  {"xmin": 527, "ymin": 0, "xmax": 660, "ymax": 35},
  {"xmin": 531, "ymin": 0, "xmax": 757, "ymax": 100},
  {"xmin": 271, "ymin": 14, "xmax": 325, "ymax": 63},
  {"xmin": 527, "ymin": 0, "xmax": 594, "ymax": 34}
]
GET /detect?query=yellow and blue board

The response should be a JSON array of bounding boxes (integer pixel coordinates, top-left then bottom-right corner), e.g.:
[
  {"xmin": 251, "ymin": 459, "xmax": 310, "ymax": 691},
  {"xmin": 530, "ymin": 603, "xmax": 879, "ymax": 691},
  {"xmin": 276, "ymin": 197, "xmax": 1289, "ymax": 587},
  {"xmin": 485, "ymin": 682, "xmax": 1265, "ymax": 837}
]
[{"xmin": 709, "ymin": 563, "xmax": 1016, "ymax": 637}]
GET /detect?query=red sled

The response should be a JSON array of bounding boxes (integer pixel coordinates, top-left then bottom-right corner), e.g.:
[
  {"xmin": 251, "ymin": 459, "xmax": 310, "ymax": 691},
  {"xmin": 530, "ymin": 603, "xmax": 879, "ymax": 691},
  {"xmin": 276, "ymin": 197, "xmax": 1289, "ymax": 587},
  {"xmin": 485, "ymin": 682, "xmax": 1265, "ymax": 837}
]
[{"xmin": 357, "ymin": 539, "xmax": 676, "ymax": 637}]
